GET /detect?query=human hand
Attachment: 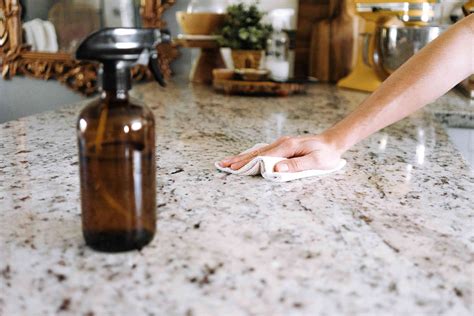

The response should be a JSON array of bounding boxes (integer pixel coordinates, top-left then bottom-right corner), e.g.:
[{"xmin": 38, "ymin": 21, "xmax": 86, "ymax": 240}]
[{"xmin": 219, "ymin": 135, "xmax": 344, "ymax": 173}]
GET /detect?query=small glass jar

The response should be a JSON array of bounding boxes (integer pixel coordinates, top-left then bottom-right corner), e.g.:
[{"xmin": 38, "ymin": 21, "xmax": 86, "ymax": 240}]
[
  {"xmin": 265, "ymin": 8, "xmax": 295, "ymax": 81},
  {"xmin": 266, "ymin": 31, "xmax": 289, "ymax": 62},
  {"xmin": 265, "ymin": 9, "xmax": 294, "ymax": 81},
  {"xmin": 266, "ymin": 32, "xmax": 290, "ymax": 81}
]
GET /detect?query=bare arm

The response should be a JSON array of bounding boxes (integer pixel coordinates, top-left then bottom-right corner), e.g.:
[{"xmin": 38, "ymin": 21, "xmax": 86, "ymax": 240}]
[
  {"xmin": 220, "ymin": 15, "xmax": 474, "ymax": 172},
  {"xmin": 325, "ymin": 14, "xmax": 474, "ymax": 153}
]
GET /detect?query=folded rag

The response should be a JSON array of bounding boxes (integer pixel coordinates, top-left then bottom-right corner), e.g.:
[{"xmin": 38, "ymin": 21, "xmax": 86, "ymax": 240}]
[{"xmin": 215, "ymin": 143, "xmax": 346, "ymax": 182}]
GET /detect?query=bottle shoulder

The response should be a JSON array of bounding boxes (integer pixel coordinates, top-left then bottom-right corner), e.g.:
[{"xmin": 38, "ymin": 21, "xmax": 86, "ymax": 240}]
[
  {"xmin": 78, "ymin": 97, "xmax": 154, "ymax": 123},
  {"xmin": 77, "ymin": 97, "xmax": 155, "ymax": 140}
]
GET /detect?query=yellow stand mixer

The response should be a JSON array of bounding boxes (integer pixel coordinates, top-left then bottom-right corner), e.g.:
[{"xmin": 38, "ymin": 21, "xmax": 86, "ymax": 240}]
[{"xmin": 338, "ymin": 0, "xmax": 439, "ymax": 92}]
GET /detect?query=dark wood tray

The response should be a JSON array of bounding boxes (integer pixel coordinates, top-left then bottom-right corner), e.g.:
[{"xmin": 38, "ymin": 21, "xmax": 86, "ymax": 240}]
[{"xmin": 213, "ymin": 79, "xmax": 307, "ymax": 96}]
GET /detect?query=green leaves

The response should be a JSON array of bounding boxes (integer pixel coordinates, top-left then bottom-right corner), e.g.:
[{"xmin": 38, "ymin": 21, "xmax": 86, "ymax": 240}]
[
  {"xmin": 239, "ymin": 28, "xmax": 250, "ymax": 41},
  {"xmin": 216, "ymin": 2, "xmax": 273, "ymax": 50}
]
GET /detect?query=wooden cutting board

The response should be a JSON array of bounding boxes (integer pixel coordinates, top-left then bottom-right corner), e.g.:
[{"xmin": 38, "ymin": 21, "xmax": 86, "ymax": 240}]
[
  {"xmin": 309, "ymin": 0, "xmax": 361, "ymax": 83},
  {"xmin": 295, "ymin": 0, "xmax": 331, "ymax": 78}
]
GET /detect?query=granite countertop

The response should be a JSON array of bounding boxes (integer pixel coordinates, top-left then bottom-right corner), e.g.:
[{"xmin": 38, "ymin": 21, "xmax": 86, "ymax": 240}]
[
  {"xmin": 0, "ymin": 81, "xmax": 473, "ymax": 315},
  {"xmin": 426, "ymin": 90, "xmax": 474, "ymax": 128}
]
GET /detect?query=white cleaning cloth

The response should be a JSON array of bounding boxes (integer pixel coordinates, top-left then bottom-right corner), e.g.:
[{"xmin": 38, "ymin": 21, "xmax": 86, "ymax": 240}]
[{"xmin": 215, "ymin": 143, "xmax": 346, "ymax": 183}]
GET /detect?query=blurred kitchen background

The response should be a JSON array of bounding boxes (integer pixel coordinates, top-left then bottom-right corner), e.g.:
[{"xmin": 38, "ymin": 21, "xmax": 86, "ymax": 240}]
[
  {"xmin": 0, "ymin": 0, "xmax": 467, "ymax": 118},
  {"xmin": 0, "ymin": 0, "xmax": 472, "ymax": 164},
  {"xmin": 0, "ymin": 0, "xmax": 301, "ymax": 122}
]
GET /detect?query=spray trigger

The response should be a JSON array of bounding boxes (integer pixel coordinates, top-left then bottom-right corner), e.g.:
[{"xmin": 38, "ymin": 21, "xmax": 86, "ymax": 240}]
[
  {"xmin": 149, "ymin": 50, "xmax": 166, "ymax": 87},
  {"xmin": 135, "ymin": 49, "xmax": 165, "ymax": 87}
]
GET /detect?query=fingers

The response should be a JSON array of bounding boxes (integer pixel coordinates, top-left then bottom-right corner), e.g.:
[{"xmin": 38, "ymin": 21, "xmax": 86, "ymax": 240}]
[
  {"xmin": 219, "ymin": 145, "xmax": 266, "ymax": 168},
  {"xmin": 274, "ymin": 155, "xmax": 319, "ymax": 173},
  {"xmin": 232, "ymin": 141, "xmax": 299, "ymax": 170},
  {"xmin": 218, "ymin": 135, "xmax": 342, "ymax": 173},
  {"xmin": 229, "ymin": 152, "xmax": 261, "ymax": 170},
  {"xmin": 220, "ymin": 137, "xmax": 292, "ymax": 169}
]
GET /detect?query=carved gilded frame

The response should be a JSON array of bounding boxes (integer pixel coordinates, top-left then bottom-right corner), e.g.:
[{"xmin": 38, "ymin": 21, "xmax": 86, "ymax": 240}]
[{"xmin": 0, "ymin": 0, "xmax": 178, "ymax": 95}]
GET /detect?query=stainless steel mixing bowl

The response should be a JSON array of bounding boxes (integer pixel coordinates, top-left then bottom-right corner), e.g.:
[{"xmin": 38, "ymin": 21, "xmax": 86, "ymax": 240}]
[{"xmin": 373, "ymin": 25, "xmax": 447, "ymax": 80}]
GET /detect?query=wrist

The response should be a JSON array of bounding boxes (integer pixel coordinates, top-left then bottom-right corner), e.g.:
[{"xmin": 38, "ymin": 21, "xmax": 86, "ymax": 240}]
[{"xmin": 319, "ymin": 128, "xmax": 352, "ymax": 155}]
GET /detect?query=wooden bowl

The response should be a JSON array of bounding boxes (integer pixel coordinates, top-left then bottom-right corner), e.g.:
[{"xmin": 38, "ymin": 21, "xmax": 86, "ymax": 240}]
[
  {"xmin": 235, "ymin": 69, "xmax": 269, "ymax": 81},
  {"xmin": 176, "ymin": 12, "xmax": 227, "ymax": 35},
  {"xmin": 213, "ymin": 69, "xmax": 235, "ymax": 81}
]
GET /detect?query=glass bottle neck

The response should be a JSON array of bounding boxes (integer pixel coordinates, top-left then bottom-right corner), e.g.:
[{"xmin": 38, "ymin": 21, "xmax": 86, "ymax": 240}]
[{"xmin": 101, "ymin": 90, "xmax": 130, "ymax": 103}]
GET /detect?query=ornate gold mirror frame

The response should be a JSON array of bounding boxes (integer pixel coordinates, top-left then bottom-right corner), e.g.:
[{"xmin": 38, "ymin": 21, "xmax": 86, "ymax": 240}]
[{"xmin": 0, "ymin": 0, "xmax": 178, "ymax": 95}]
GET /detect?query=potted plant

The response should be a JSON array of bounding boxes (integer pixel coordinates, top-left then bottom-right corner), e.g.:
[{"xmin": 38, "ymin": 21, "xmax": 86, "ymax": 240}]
[{"xmin": 217, "ymin": 2, "xmax": 272, "ymax": 69}]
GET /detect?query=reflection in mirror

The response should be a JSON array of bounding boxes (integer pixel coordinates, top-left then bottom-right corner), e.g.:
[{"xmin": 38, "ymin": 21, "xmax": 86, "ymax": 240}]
[
  {"xmin": 21, "ymin": 0, "xmax": 141, "ymax": 54},
  {"xmin": 48, "ymin": 0, "xmax": 101, "ymax": 53}
]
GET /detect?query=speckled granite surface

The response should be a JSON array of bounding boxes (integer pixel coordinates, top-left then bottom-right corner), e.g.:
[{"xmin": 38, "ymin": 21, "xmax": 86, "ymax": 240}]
[
  {"xmin": 0, "ymin": 81, "xmax": 473, "ymax": 315},
  {"xmin": 427, "ymin": 90, "xmax": 474, "ymax": 128}
]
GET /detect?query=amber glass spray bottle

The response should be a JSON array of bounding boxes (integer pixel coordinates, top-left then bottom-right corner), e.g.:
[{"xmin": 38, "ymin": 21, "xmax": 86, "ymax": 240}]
[{"xmin": 75, "ymin": 28, "xmax": 169, "ymax": 252}]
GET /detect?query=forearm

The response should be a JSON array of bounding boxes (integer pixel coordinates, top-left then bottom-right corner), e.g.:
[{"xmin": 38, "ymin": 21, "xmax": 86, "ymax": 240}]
[{"xmin": 324, "ymin": 15, "xmax": 474, "ymax": 153}]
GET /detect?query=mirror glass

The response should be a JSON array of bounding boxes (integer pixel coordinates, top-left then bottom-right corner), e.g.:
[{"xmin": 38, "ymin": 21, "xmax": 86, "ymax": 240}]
[{"xmin": 20, "ymin": 0, "xmax": 142, "ymax": 53}]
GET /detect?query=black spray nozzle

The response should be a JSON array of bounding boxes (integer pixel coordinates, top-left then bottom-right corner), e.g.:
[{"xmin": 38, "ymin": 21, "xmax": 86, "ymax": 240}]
[{"xmin": 76, "ymin": 28, "xmax": 171, "ymax": 91}]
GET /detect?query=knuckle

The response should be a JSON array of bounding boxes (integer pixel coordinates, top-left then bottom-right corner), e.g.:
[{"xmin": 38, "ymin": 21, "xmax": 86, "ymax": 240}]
[
  {"xmin": 250, "ymin": 149, "xmax": 261, "ymax": 157},
  {"xmin": 286, "ymin": 138, "xmax": 299, "ymax": 148},
  {"xmin": 277, "ymin": 136, "xmax": 291, "ymax": 143}
]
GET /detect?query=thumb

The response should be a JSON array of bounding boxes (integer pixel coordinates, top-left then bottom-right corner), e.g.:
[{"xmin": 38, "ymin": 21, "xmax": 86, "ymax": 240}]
[{"xmin": 274, "ymin": 155, "xmax": 317, "ymax": 173}]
